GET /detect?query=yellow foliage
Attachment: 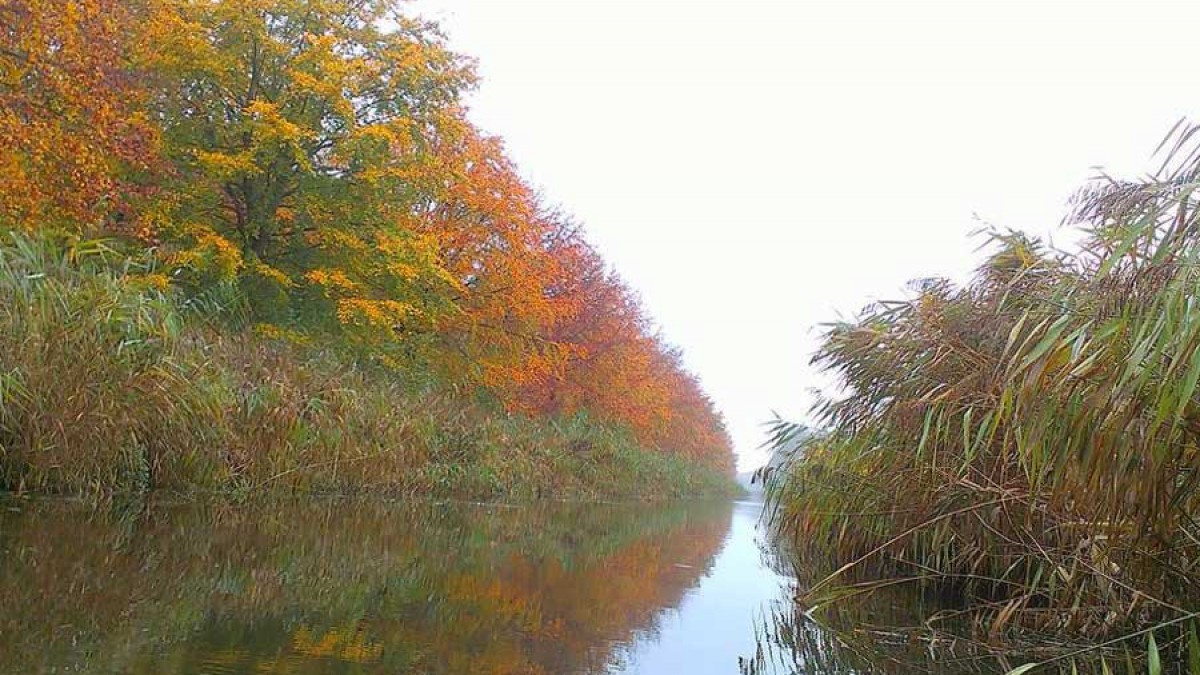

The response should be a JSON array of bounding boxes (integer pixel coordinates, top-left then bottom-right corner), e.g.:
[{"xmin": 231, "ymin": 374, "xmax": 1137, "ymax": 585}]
[
  {"xmin": 138, "ymin": 273, "xmax": 172, "ymax": 291},
  {"xmin": 335, "ymin": 298, "xmax": 416, "ymax": 328},
  {"xmin": 304, "ymin": 268, "xmax": 358, "ymax": 293},
  {"xmin": 166, "ymin": 227, "xmax": 243, "ymax": 280},
  {"xmin": 312, "ymin": 229, "xmax": 369, "ymax": 254},
  {"xmin": 252, "ymin": 322, "xmax": 310, "ymax": 345},
  {"xmin": 244, "ymin": 100, "xmax": 308, "ymax": 143},
  {"xmin": 251, "ymin": 260, "xmax": 293, "ymax": 288},
  {"xmin": 194, "ymin": 150, "xmax": 259, "ymax": 180}
]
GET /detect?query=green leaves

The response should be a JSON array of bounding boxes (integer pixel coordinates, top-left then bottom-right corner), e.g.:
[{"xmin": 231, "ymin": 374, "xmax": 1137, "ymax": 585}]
[
  {"xmin": 1147, "ymin": 632, "xmax": 1161, "ymax": 675},
  {"xmin": 1189, "ymin": 621, "xmax": 1200, "ymax": 675}
]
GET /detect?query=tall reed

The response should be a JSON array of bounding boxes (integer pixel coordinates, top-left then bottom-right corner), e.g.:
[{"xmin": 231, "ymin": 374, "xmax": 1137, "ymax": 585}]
[{"xmin": 764, "ymin": 122, "xmax": 1200, "ymax": 653}]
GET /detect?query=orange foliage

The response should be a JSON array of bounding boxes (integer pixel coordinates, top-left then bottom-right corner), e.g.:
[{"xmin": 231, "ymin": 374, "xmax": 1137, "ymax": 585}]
[
  {"xmin": 421, "ymin": 127, "xmax": 733, "ymax": 471},
  {"xmin": 0, "ymin": 0, "xmax": 159, "ymax": 232},
  {"xmin": 415, "ymin": 127, "xmax": 579, "ymax": 391},
  {"xmin": 529, "ymin": 244, "xmax": 734, "ymax": 472}
]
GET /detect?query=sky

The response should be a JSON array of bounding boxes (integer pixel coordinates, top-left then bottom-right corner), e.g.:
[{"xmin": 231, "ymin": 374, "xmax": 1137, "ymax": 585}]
[{"xmin": 409, "ymin": 0, "xmax": 1200, "ymax": 471}]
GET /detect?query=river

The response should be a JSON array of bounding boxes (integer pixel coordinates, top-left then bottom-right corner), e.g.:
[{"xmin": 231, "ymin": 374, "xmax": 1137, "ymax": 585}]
[{"xmin": 0, "ymin": 497, "xmax": 989, "ymax": 674}]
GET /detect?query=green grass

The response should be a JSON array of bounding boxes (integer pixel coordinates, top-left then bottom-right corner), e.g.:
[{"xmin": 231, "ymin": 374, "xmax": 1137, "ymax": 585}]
[{"xmin": 0, "ymin": 231, "xmax": 735, "ymax": 499}]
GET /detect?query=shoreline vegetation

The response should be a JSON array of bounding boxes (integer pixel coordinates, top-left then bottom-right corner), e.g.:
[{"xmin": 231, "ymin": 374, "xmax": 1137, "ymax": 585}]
[
  {"xmin": 0, "ymin": 0, "xmax": 736, "ymax": 499},
  {"xmin": 0, "ymin": 233, "xmax": 736, "ymax": 499},
  {"xmin": 762, "ymin": 123, "xmax": 1200, "ymax": 672}
]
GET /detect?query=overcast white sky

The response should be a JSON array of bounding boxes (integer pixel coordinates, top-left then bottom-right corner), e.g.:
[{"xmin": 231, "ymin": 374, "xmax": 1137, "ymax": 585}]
[{"xmin": 410, "ymin": 0, "xmax": 1200, "ymax": 470}]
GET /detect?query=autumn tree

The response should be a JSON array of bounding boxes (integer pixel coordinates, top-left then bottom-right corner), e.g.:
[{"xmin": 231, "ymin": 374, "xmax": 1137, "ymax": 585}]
[
  {"xmin": 414, "ymin": 127, "xmax": 584, "ymax": 393},
  {"xmin": 144, "ymin": 0, "xmax": 475, "ymax": 337},
  {"xmin": 0, "ymin": 0, "xmax": 159, "ymax": 232},
  {"xmin": 511, "ymin": 242, "xmax": 732, "ymax": 471}
]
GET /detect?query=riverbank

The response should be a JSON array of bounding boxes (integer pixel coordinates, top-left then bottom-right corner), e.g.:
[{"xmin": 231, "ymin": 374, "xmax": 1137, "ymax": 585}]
[
  {"xmin": 3, "ymin": 0, "xmax": 737, "ymax": 498},
  {"xmin": 0, "ymin": 235, "xmax": 736, "ymax": 500}
]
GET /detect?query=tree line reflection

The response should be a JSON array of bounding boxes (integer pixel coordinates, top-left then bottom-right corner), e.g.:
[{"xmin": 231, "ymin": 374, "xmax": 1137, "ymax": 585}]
[{"xmin": 0, "ymin": 498, "xmax": 731, "ymax": 674}]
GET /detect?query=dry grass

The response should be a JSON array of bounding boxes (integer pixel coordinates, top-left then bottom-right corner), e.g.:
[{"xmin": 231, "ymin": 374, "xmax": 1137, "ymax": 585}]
[
  {"xmin": 0, "ymin": 232, "xmax": 735, "ymax": 499},
  {"xmin": 762, "ymin": 122, "xmax": 1200, "ymax": 663}
]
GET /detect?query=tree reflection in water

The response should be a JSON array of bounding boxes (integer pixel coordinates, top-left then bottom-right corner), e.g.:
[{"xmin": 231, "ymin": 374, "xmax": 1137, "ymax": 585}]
[{"xmin": 0, "ymin": 498, "xmax": 731, "ymax": 675}]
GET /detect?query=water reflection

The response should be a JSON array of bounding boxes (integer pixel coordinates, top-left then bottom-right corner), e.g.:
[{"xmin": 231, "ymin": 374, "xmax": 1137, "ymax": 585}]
[
  {"xmin": 611, "ymin": 500, "xmax": 792, "ymax": 674},
  {"xmin": 0, "ymin": 498, "xmax": 731, "ymax": 674},
  {"xmin": 1, "ymin": 497, "xmax": 1003, "ymax": 674},
  {"xmin": 739, "ymin": 591, "xmax": 1008, "ymax": 675},
  {"xmin": 740, "ymin": 536, "xmax": 1009, "ymax": 675}
]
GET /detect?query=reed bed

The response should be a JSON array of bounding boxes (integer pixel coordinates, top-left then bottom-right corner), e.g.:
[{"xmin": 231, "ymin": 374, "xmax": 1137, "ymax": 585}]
[
  {"xmin": 0, "ymin": 232, "xmax": 734, "ymax": 499},
  {"xmin": 763, "ymin": 122, "xmax": 1200, "ymax": 669}
]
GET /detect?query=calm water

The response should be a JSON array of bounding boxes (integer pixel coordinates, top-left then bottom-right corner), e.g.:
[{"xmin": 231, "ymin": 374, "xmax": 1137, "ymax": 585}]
[{"xmin": 0, "ymin": 497, "xmax": 987, "ymax": 674}]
